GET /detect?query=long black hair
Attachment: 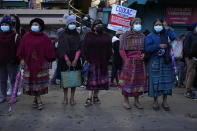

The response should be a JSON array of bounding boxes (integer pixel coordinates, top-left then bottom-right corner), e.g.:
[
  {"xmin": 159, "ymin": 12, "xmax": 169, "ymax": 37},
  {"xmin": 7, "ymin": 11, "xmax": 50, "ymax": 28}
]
[{"xmin": 152, "ymin": 18, "xmax": 166, "ymax": 34}]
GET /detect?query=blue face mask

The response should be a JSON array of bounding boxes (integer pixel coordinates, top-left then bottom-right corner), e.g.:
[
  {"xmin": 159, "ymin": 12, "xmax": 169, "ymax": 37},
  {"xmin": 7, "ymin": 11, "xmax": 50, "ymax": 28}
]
[
  {"xmin": 133, "ymin": 24, "xmax": 142, "ymax": 32},
  {"xmin": 31, "ymin": 26, "xmax": 40, "ymax": 32},
  {"xmin": 1, "ymin": 25, "xmax": 10, "ymax": 32},
  {"xmin": 154, "ymin": 25, "xmax": 163, "ymax": 33},
  {"xmin": 68, "ymin": 24, "xmax": 76, "ymax": 30}
]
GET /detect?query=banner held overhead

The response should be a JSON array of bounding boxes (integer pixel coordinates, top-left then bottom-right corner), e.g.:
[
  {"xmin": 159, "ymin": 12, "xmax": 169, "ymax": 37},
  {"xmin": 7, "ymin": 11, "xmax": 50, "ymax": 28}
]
[{"xmin": 107, "ymin": 4, "xmax": 137, "ymax": 31}]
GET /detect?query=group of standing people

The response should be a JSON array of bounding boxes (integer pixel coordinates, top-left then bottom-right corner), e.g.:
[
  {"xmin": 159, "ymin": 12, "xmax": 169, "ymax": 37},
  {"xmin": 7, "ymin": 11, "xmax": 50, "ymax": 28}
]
[
  {"xmin": 110, "ymin": 18, "xmax": 176, "ymax": 111},
  {"xmin": 0, "ymin": 13, "xmax": 196, "ymax": 111}
]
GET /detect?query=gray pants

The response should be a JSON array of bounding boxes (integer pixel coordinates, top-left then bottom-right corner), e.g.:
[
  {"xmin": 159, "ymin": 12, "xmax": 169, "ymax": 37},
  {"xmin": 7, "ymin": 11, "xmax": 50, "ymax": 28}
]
[{"xmin": 0, "ymin": 63, "xmax": 18, "ymax": 97}]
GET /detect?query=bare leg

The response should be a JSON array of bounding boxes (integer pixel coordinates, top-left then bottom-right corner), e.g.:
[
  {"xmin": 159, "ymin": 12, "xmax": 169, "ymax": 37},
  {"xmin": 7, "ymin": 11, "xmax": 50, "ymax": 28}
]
[
  {"xmin": 93, "ymin": 90, "xmax": 101, "ymax": 104},
  {"xmin": 162, "ymin": 95, "xmax": 170, "ymax": 111},
  {"xmin": 93, "ymin": 90, "xmax": 99, "ymax": 97},
  {"xmin": 37, "ymin": 95, "xmax": 43, "ymax": 110},
  {"xmin": 70, "ymin": 88, "xmax": 76, "ymax": 105},
  {"xmin": 153, "ymin": 97, "xmax": 159, "ymax": 110},
  {"xmin": 84, "ymin": 91, "xmax": 93, "ymax": 107},
  {"xmin": 162, "ymin": 95, "xmax": 169, "ymax": 107},
  {"xmin": 123, "ymin": 95, "xmax": 131, "ymax": 109},
  {"xmin": 32, "ymin": 96, "xmax": 38, "ymax": 108},
  {"xmin": 134, "ymin": 96, "xmax": 143, "ymax": 109},
  {"xmin": 63, "ymin": 88, "xmax": 68, "ymax": 104}
]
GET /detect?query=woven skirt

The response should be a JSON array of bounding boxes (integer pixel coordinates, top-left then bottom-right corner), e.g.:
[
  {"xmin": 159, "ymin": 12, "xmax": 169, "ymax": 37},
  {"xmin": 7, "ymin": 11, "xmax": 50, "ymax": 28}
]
[
  {"xmin": 23, "ymin": 63, "xmax": 49, "ymax": 96},
  {"xmin": 86, "ymin": 63, "xmax": 109, "ymax": 91},
  {"xmin": 148, "ymin": 57, "xmax": 174, "ymax": 97},
  {"xmin": 119, "ymin": 57, "xmax": 147, "ymax": 97}
]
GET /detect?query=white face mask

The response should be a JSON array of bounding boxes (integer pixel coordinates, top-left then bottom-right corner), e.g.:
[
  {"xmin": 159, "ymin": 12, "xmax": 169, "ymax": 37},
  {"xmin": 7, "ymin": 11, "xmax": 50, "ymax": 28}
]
[
  {"xmin": 133, "ymin": 24, "xmax": 142, "ymax": 32},
  {"xmin": 1, "ymin": 25, "xmax": 10, "ymax": 32},
  {"xmin": 154, "ymin": 25, "xmax": 163, "ymax": 33},
  {"xmin": 68, "ymin": 24, "xmax": 76, "ymax": 30},
  {"xmin": 31, "ymin": 26, "xmax": 40, "ymax": 32}
]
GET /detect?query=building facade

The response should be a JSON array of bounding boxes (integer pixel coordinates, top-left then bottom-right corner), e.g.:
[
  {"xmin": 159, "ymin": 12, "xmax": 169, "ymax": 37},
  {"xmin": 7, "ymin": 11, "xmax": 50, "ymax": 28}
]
[{"xmin": 102, "ymin": 0, "xmax": 197, "ymax": 35}]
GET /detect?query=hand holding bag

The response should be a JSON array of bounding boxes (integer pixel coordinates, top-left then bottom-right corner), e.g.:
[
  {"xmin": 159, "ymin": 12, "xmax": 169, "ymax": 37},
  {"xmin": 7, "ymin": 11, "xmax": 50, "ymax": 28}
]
[{"xmin": 61, "ymin": 68, "xmax": 82, "ymax": 88}]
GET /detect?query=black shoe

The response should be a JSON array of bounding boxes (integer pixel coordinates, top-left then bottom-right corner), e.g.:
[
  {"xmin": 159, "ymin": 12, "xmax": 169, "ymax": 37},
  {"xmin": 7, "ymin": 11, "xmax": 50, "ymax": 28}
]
[
  {"xmin": 162, "ymin": 104, "xmax": 170, "ymax": 111},
  {"xmin": 184, "ymin": 91, "xmax": 195, "ymax": 99},
  {"xmin": 153, "ymin": 105, "xmax": 160, "ymax": 111},
  {"xmin": 84, "ymin": 98, "xmax": 92, "ymax": 107}
]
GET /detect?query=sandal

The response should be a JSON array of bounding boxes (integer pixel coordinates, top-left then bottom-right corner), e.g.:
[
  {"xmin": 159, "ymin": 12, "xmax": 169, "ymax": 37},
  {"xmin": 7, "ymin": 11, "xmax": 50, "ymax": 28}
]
[
  {"xmin": 123, "ymin": 102, "xmax": 131, "ymax": 110},
  {"xmin": 37, "ymin": 102, "xmax": 44, "ymax": 110},
  {"xmin": 93, "ymin": 97, "xmax": 101, "ymax": 104},
  {"xmin": 84, "ymin": 98, "xmax": 92, "ymax": 107},
  {"xmin": 70, "ymin": 98, "xmax": 76, "ymax": 106},
  {"xmin": 153, "ymin": 104, "xmax": 160, "ymax": 111},
  {"xmin": 32, "ymin": 97, "xmax": 38, "ymax": 108},
  {"xmin": 134, "ymin": 103, "xmax": 144, "ymax": 110},
  {"xmin": 62, "ymin": 98, "xmax": 68, "ymax": 105},
  {"xmin": 161, "ymin": 103, "xmax": 170, "ymax": 111}
]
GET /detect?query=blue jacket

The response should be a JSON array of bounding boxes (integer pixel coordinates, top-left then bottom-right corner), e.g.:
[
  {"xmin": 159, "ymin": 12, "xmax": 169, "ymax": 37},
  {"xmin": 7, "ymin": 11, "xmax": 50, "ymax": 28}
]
[{"xmin": 145, "ymin": 29, "xmax": 177, "ymax": 59}]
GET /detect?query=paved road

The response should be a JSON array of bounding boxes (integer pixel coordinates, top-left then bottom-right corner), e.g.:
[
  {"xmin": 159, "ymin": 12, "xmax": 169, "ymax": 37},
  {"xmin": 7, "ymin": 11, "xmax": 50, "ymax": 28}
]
[{"xmin": 0, "ymin": 87, "xmax": 197, "ymax": 131}]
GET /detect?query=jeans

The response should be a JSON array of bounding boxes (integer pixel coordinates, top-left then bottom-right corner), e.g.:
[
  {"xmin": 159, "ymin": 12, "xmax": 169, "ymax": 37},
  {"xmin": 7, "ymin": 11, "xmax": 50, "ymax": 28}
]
[
  {"xmin": 111, "ymin": 64, "xmax": 121, "ymax": 83},
  {"xmin": 0, "ymin": 63, "xmax": 18, "ymax": 97}
]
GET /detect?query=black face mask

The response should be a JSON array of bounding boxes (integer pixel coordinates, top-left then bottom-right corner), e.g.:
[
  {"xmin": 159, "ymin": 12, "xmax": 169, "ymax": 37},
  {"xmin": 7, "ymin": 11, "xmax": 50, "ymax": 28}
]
[{"xmin": 95, "ymin": 26, "xmax": 103, "ymax": 34}]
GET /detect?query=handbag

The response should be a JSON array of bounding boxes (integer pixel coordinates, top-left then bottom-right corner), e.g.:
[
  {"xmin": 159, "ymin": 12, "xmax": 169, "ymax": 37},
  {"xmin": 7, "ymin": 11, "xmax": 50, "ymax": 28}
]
[{"xmin": 61, "ymin": 68, "xmax": 82, "ymax": 88}]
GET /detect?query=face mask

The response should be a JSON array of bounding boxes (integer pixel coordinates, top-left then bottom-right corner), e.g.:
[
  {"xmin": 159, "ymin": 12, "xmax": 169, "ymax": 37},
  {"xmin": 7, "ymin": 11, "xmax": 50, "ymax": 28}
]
[
  {"xmin": 133, "ymin": 24, "xmax": 142, "ymax": 32},
  {"xmin": 96, "ymin": 26, "xmax": 103, "ymax": 34},
  {"xmin": 68, "ymin": 24, "xmax": 76, "ymax": 30},
  {"xmin": 0, "ymin": 25, "xmax": 10, "ymax": 32},
  {"xmin": 31, "ymin": 26, "xmax": 40, "ymax": 32},
  {"xmin": 154, "ymin": 25, "xmax": 163, "ymax": 33}
]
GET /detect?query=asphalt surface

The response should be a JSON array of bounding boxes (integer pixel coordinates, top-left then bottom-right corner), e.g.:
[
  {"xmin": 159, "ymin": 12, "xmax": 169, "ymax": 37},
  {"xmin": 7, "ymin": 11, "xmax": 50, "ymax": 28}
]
[{"xmin": 0, "ymin": 87, "xmax": 197, "ymax": 131}]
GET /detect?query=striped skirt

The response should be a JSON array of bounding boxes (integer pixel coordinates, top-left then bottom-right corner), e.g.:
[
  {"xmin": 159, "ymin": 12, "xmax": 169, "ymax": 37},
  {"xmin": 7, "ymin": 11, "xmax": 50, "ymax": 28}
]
[
  {"xmin": 119, "ymin": 55, "xmax": 147, "ymax": 97},
  {"xmin": 147, "ymin": 57, "xmax": 174, "ymax": 97},
  {"xmin": 23, "ymin": 63, "xmax": 49, "ymax": 96},
  {"xmin": 86, "ymin": 63, "xmax": 109, "ymax": 91}
]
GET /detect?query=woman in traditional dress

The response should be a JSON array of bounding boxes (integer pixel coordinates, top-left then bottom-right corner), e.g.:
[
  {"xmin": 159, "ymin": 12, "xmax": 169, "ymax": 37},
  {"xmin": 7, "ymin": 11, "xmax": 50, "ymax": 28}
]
[
  {"xmin": 17, "ymin": 18, "xmax": 55, "ymax": 110},
  {"xmin": 84, "ymin": 19, "xmax": 112, "ymax": 107},
  {"xmin": 145, "ymin": 19, "xmax": 176, "ymax": 111},
  {"xmin": 56, "ymin": 14, "xmax": 81, "ymax": 105},
  {"xmin": 119, "ymin": 18, "xmax": 147, "ymax": 109}
]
